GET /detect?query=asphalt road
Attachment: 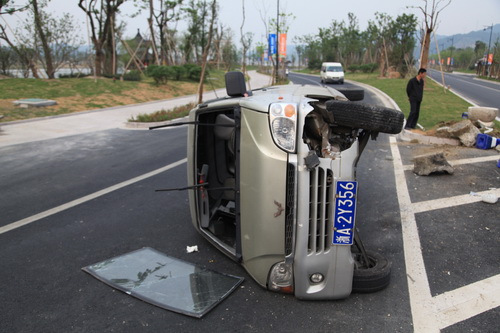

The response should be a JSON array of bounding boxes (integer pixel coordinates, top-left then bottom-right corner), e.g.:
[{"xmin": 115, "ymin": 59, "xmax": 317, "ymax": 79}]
[
  {"xmin": 0, "ymin": 73, "xmax": 498, "ymax": 332},
  {"xmin": 427, "ymin": 69, "xmax": 500, "ymax": 109}
]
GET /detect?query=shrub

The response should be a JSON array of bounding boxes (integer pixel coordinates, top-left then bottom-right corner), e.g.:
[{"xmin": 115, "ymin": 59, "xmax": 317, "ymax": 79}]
[
  {"xmin": 59, "ymin": 73, "xmax": 90, "ymax": 79},
  {"xmin": 308, "ymin": 59, "xmax": 322, "ymax": 70},
  {"xmin": 122, "ymin": 70, "xmax": 142, "ymax": 81},
  {"xmin": 171, "ymin": 65, "xmax": 186, "ymax": 80},
  {"xmin": 148, "ymin": 66, "xmax": 174, "ymax": 85},
  {"xmin": 187, "ymin": 65, "xmax": 206, "ymax": 81},
  {"xmin": 359, "ymin": 63, "xmax": 378, "ymax": 73},
  {"xmin": 348, "ymin": 64, "xmax": 360, "ymax": 73}
]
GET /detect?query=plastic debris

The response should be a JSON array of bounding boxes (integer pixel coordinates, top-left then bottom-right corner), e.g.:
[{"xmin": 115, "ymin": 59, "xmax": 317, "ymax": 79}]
[
  {"xmin": 186, "ymin": 245, "xmax": 199, "ymax": 253},
  {"xmin": 476, "ymin": 133, "xmax": 499, "ymax": 150},
  {"xmin": 481, "ymin": 194, "xmax": 498, "ymax": 204}
]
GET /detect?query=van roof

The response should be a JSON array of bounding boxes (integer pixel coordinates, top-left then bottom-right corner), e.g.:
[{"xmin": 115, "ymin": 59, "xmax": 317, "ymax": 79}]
[{"xmin": 322, "ymin": 62, "xmax": 342, "ymax": 66}]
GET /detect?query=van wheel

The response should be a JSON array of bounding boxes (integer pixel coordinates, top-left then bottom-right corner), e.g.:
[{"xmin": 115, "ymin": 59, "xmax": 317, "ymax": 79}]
[
  {"xmin": 352, "ymin": 251, "xmax": 391, "ymax": 293},
  {"xmin": 325, "ymin": 100, "xmax": 404, "ymax": 134},
  {"xmin": 335, "ymin": 88, "xmax": 364, "ymax": 101}
]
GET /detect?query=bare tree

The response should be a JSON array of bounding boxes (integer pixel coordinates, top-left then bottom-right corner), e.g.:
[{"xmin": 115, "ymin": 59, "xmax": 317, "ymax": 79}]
[
  {"xmin": 197, "ymin": 0, "xmax": 217, "ymax": 104},
  {"xmin": 412, "ymin": 0, "xmax": 451, "ymax": 69},
  {"xmin": 213, "ymin": 23, "xmax": 225, "ymax": 69},
  {"xmin": 78, "ymin": 0, "xmax": 124, "ymax": 76},
  {"xmin": 239, "ymin": 0, "xmax": 253, "ymax": 76},
  {"xmin": 0, "ymin": 24, "xmax": 40, "ymax": 78}
]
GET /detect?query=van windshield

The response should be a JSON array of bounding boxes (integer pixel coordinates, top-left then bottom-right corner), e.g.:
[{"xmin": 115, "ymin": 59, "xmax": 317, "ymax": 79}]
[{"xmin": 327, "ymin": 66, "xmax": 342, "ymax": 72}]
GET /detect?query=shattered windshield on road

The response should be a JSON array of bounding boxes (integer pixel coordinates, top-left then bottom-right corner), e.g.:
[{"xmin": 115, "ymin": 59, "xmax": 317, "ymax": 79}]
[{"xmin": 83, "ymin": 247, "xmax": 244, "ymax": 318}]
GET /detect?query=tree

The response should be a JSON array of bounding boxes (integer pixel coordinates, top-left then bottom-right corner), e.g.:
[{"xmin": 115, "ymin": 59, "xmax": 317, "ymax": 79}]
[
  {"xmin": 0, "ymin": 23, "xmax": 40, "ymax": 78},
  {"xmin": 0, "ymin": 45, "xmax": 14, "ymax": 74},
  {"xmin": 412, "ymin": 0, "xmax": 451, "ymax": 69},
  {"xmin": 221, "ymin": 28, "xmax": 237, "ymax": 71},
  {"xmin": 182, "ymin": 0, "xmax": 204, "ymax": 63},
  {"xmin": 371, "ymin": 12, "xmax": 392, "ymax": 77},
  {"xmin": 239, "ymin": 0, "xmax": 253, "ymax": 76},
  {"xmin": 0, "ymin": 0, "xmax": 30, "ymax": 14},
  {"xmin": 133, "ymin": 0, "xmax": 183, "ymax": 65},
  {"xmin": 197, "ymin": 0, "xmax": 217, "ymax": 104},
  {"xmin": 388, "ymin": 13, "xmax": 418, "ymax": 77},
  {"xmin": 31, "ymin": 0, "xmax": 56, "ymax": 78},
  {"xmin": 340, "ymin": 13, "xmax": 363, "ymax": 67},
  {"xmin": 78, "ymin": 0, "xmax": 125, "ymax": 76}
]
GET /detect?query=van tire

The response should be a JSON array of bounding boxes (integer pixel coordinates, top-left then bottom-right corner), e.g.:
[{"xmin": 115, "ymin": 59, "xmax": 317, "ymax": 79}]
[
  {"xmin": 352, "ymin": 251, "xmax": 391, "ymax": 293},
  {"xmin": 325, "ymin": 100, "xmax": 404, "ymax": 134},
  {"xmin": 335, "ymin": 88, "xmax": 364, "ymax": 101}
]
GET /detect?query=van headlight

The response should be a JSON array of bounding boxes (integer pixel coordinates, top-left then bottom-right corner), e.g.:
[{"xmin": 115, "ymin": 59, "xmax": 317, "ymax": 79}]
[
  {"xmin": 268, "ymin": 261, "xmax": 294, "ymax": 294},
  {"xmin": 269, "ymin": 103, "xmax": 297, "ymax": 152}
]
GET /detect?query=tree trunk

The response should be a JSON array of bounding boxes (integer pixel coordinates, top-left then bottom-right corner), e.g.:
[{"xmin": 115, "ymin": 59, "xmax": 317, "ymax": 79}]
[
  {"xmin": 420, "ymin": 28, "xmax": 432, "ymax": 69},
  {"xmin": 32, "ymin": 0, "xmax": 55, "ymax": 79},
  {"xmin": 197, "ymin": 0, "xmax": 217, "ymax": 104},
  {"xmin": 148, "ymin": 0, "xmax": 160, "ymax": 65}
]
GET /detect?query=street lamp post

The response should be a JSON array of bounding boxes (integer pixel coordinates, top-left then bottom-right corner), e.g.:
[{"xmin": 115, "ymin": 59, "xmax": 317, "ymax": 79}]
[
  {"xmin": 275, "ymin": 0, "xmax": 279, "ymax": 84},
  {"xmin": 484, "ymin": 24, "xmax": 493, "ymax": 76}
]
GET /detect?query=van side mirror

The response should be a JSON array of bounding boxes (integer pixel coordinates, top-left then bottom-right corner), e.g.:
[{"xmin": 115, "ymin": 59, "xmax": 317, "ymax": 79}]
[{"xmin": 225, "ymin": 71, "xmax": 247, "ymax": 97}]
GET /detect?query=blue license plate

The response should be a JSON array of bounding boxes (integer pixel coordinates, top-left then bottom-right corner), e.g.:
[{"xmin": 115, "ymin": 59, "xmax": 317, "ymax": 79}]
[{"xmin": 332, "ymin": 181, "xmax": 357, "ymax": 245}]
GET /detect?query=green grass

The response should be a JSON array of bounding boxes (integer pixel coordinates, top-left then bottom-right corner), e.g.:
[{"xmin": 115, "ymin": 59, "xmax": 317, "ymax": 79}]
[
  {"xmin": 0, "ymin": 68, "xmax": 229, "ymax": 122},
  {"xmin": 0, "ymin": 77, "xmax": 140, "ymax": 99},
  {"xmin": 128, "ymin": 102, "xmax": 196, "ymax": 123},
  {"xmin": 347, "ymin": 72, "xmax": 474, "ymax": 130}
]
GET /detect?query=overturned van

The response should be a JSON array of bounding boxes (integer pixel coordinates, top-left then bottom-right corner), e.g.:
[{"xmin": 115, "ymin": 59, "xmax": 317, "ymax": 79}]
[{"xmin": 185, "ymin": 72, "xmax": 403, "ymax": 299}]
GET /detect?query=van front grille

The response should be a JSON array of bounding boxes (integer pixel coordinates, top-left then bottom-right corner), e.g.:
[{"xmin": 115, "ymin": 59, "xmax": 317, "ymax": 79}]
[{"xmin": 308, "ymin": 167, "xmax": 334, "ymax": 253}]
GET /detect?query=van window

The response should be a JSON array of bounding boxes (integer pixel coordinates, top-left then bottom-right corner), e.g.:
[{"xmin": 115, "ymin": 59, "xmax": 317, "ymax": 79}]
[{"xmin": 327, "ymin": 66, "xmax": 343, "ymax": 72}]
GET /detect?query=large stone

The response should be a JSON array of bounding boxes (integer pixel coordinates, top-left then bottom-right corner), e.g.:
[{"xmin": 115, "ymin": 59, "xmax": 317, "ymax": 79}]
[
  {"xmin": 446, "ymin": 120, "xmax": 480, "ymax": 147},
  {"xmin": 413, "ymin": 152, "xmax": 454, "ymax": 176},
  {"xmin": 468, "ymin": 106, "xmax": 498, "ymax": 122}
]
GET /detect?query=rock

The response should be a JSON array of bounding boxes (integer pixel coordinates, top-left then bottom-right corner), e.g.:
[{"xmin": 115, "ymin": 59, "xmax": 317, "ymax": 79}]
[
  {"xmin": 388, "ymin": 71, "xmax": 401, "ymax": 79},
  {"xmin": 413, "ymin": 152, "xmax": 454, "ymax": 176},
  {"xmin": 459, "ymin": 129, "xmax": 481, "ymax": 147},
  {"xmin": 447, "ymin": 120, "xmax": 474, "ymax": 137},
  {"xmin": 468, "ymin": 106, "xmax": 498, "ymax": 122},
  {"xmin": 446, "ymin": 120, "xmax": 480, "ymax": 147}
]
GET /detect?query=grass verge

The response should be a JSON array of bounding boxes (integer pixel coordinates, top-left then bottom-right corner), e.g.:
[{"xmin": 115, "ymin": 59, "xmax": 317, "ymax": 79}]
[
  {"xmin": 0, "ymin": 70, "xmax": 227, "ymax": 123},
  {"xmin": 128, "ymin": 102, "xmax": 196, "ymax": 123},
  {"xmin": 347, "ymin": 72, "xmax": 475, "ymax": 130}
]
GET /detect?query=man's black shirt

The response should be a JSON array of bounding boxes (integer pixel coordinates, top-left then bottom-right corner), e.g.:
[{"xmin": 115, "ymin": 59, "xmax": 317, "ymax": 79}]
[{"xmin": 406, "ymin": 76, "xmax": 424, "ymax": 102}]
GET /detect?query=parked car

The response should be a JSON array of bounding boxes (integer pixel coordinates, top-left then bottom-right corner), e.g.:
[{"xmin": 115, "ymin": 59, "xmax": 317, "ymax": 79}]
[
  {"xmin": 181, "ymin": 72, "xmax": 403, "ymax": 299},
  {"xmin": 320, "ymin": 62, "xmax": 345, "ymax": 84}
]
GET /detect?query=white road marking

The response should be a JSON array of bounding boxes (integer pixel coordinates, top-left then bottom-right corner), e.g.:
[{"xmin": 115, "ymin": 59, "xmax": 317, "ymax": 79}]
[
  {"xmin": 403, "ymin": 155, "xmax": 499, "ymax": 171},
  {"xmin": 389, "ymin": 136, "xmax": 438, "ymax": 332},
  {"xmin": 412, "ymin": 188, "xmax": 500, "ymax": 214},
  {"xmin": 433, "ymin": 275, "xmax": 500, "ymax": 330},
  {"xmin": 390, "ymin": 136, "xmax": 499, "ymax": 331},
  {"xmin": 0, "ymin": 158, "xmax": 187, "ymax": 235}
]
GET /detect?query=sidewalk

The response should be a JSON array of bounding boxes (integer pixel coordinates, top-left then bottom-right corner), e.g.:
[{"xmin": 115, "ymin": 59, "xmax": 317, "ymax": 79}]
[{"xmin": 0, "ymin": 70, "xmax": 272, "ymax": 148}]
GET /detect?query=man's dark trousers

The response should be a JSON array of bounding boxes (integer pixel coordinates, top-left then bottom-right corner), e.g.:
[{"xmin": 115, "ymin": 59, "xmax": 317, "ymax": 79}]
[{"xmin": 406, "ymin": 100, "xmax": 421, "ymax": 129}]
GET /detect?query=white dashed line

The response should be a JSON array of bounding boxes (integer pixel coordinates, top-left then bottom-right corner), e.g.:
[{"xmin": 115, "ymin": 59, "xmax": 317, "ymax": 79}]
[
  {"xmin": 403, "ymin": 155, "xmax": 499, "ymax": 171},
  {"xmin": 0, "ymin": 158, "xmax": 187, "ymax": 235}
]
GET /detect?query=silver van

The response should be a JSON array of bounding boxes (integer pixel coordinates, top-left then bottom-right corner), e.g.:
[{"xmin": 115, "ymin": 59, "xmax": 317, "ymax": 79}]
[{"xmin": 185, "ymin": 72, "xmax": 403, "ymax": 299}]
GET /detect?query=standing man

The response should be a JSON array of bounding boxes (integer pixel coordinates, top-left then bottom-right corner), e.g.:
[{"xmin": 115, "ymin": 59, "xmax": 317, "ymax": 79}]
[{"xmin": 405, "ymin": 68, "xmax": 427, "ymax": 130}]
